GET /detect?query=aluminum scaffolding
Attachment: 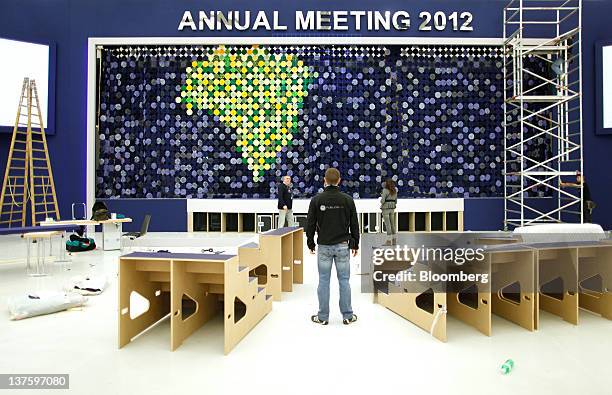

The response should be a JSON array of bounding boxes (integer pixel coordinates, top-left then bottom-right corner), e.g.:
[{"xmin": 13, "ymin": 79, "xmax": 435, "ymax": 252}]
[{"xmin": 503, "ymin": 0, "xmax": 583, "ymax": 229}]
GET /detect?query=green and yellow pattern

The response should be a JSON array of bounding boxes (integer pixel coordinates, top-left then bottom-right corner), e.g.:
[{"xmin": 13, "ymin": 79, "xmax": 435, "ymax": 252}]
[{"xmin": 176, "ymin": 45, "xmax": 313, "ymax": 180}]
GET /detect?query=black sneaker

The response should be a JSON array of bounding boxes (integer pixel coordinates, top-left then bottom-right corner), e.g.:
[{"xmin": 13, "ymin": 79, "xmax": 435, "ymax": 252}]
[
  {"xmin": 311, "ymin": 315, "xmax": 328, "ymax": 325},
  {"xmin": 343, "ymin": 314, "xmax": 358, "ymax": 325}
]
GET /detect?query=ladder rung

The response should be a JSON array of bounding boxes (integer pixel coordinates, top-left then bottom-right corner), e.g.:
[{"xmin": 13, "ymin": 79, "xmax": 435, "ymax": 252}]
[{"xmin": 34, "ymin": 210, "xmax": 57, "ymax": 215}]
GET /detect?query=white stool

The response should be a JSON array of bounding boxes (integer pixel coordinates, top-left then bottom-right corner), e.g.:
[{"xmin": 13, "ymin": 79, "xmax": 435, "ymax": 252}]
[{"xmin": 22, "ymin": 231, "xmax": 62, "ymax": 276}]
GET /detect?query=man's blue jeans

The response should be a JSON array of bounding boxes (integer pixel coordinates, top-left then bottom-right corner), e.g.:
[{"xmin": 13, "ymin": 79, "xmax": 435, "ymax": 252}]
[{"xmin": 317, "ymin": 243, "xmax": 353, "ymax": 321}]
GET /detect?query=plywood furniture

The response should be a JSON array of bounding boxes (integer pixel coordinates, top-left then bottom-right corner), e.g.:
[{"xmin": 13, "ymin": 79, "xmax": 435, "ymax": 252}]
[
  {"xmin": 238, "ymin": 227, "xmax": 303, "ymax": 301},
  {"xmin": 448, "ymin": 244, "xmax": 537, "ymax": 336},
  {"xmin": 533, "ymin": 243, "xmax": 579, "ymax": 325},
  {"xmin": 578, "ymin": 243, "xmax": 612, "ymax": 319},
  {"xmin": 118, "ymin": 251, "xmax": 272, "ymax": 354},
  {"xmin": 372, "ymin": 237, "xmax": 612, "ymax": 342},
  {"xmin": 374, "ymin": 260, "xmax": 448, "ymax": 342}
]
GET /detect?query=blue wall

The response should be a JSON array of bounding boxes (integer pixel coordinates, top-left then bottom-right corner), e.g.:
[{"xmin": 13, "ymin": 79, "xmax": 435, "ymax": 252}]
[{"xmin": 1, "ymin": 0, "xmax": 611, "ymax": 231}]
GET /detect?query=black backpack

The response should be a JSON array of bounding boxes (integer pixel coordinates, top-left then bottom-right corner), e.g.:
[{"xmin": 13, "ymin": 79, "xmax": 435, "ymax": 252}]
[{"xmin": 91, "ymin": 201, "xmax": 110, "ymax": 221}]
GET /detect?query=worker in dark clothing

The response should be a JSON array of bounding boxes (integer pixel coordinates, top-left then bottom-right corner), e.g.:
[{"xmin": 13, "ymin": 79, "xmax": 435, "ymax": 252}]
[
  {"xmin": 277, "ymin": 175, "xmax": 294, "ymax": 227},
  {"xmin": 306, "ymin": 168, "xmax": 359, "ymax": 326},
  {"xmin": 561, "ymin": 171, "xmax": 595, "ymax": 223}
]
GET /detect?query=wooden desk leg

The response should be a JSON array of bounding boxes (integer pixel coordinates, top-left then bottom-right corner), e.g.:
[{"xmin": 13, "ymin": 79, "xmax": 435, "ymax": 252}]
[
  {"xmin": 578, "ymin": 247, "xmax": 612, "ymax": 320},
  {"xmin": 261, "ymin": 237, "xmax": 282, "ymax": 301},
  {"xmin": 447, "ymin": 258, "xmax": 492, "ymax": 336},
  {"xmin": 170, "ymin": 260, "xmax": 218, "ymax": 351},
  {"xmin": 539, "ymin": 248, "xmax": 579, "ymax": 325},
  {"xmin": 377, "ymin": 283, "xmax": 448, "ymax": 342},
  {"xmin": 118, "ymin": 259, "xmax": 170, "ymax": 348},
  {"xmin": 281, "ymin": 235, "xmax": 293, "ymax": 293},
  {"xmin": 224, "ymin": 257, "xmax": 272, "ymax": 355},
  {"xmin": 599, "ymin": 248, "xmax": 612, "ymax": 320},
  {"xmin": 292, "ymin": 230, "xmax": 304, "ymax": 284},
  {"xmin": 491, "ymin": 251, "xmax": 537, "ymax": 332}
]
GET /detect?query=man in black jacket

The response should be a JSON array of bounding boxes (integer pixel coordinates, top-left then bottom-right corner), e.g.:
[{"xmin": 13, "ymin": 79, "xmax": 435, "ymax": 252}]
[
  {"xmin": 277, "ymin": 175, "xmax": 294, "ymax": 227},
  {"xmin": 306, "ymin": 168, "xmax": 359, "ymax": 325}
]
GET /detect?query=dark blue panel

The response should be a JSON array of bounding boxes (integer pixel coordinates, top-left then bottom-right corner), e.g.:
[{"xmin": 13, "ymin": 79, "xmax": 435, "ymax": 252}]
[
  {"xmin": 463, "ymin": 198, "xmax": 504, "ymax": 231},
  {"xmin": 98, "ymin": 199, "xmax": 187, "ymax": 232}
]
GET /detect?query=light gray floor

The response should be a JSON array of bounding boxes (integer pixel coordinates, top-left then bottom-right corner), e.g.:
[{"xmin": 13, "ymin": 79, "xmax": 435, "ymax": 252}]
[{"xmin": 0, "ymin": 232, "xmax": 610, "ymax": 395}]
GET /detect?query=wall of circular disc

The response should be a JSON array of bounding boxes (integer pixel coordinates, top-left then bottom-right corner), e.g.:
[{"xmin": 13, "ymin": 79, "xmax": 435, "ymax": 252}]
[{"xmin": 96, "ymin": 44, "xmax": 552, "ymax": 199}]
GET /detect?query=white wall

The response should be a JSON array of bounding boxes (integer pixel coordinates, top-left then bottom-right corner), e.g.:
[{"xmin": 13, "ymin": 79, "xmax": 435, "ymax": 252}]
[{"xmin": 0, "ymin": 38, "xmax": 49, "ymax": 128}]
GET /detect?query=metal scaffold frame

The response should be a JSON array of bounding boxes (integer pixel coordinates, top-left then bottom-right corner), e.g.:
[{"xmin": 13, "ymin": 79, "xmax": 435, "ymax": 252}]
[{"xmin": 503, "ymin": 0, "xmax": 583, "ymax": 229}]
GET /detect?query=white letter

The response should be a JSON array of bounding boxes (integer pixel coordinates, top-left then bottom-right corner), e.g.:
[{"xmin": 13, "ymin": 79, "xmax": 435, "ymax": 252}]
[
  {"xmin": 178, "ymin": 11, "xmax": 196, "ymax": 31},
  {"xmin": 216, "ymin": 11, "xmax": 232, "ymax": 31},
  {"xmin": 384, "ymin": 248, "xmax": 395, "ymax": 262},
  {"xmin": 411, "ymin": 247, "xmax": 421, "ymax": 264},
  {"xmin": 234, "ymin": 11, "xmax": 251, "ymax": 31},
  {"xmin": 252, "ymin": 11, "xmax": 271, "ymax": 30},
  {"xmin": 350, "ymin": 11, "xmax": 366, "ymax": 31},
  {"xmin": 373, "ymin": 248, "xmax": 384, "ymax": 266},
  {"xmin": 296, "ymin": 11, "xmax": 315, "ymax": 30},
  {"xmin": 374, "ymin": 11, "xmax": 391, "ymax": 31},
  {"xmin": 392, "ymin": 11, "xmax": 410, "ymax": 30},
  {"xmin": 333, "ymin": 11, "xmax": 349, "ymax": 30},
  {"xmin": 317, "ymin": 11, "xmax": 331, "ymax": 30},
  {"xmin": 273, "ymin": 11, "xmax": 287, "ymax": 30},
  {"xmin": 373, "ymin": 271, "xmax": 382, "ymax": 281},
  {"xmin": 420, "ymin": 271, "xmax": 429, "ymax": 281},
  {"xmin": 199, "ymin": 11, "xmax": 215, "ymax": 31},
  {"xmin": 475, "ymin": 248, "xmax": 485, "ymax": 261}
]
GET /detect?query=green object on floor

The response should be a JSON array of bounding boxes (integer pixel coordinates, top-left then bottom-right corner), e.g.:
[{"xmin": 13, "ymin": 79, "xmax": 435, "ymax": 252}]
[{"xmin": 500, "ymin": 359, "xmax": 514, "ymax": 375}]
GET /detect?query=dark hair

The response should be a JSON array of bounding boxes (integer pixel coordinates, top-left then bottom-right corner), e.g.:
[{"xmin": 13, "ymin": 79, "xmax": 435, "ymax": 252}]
[
  {"xmin": 325, "ymin": 168, "xmax": 341, "ymax": 185},
  {"xmin": 384, "ymin": 179, "xmax": 397, "ymax": 195}
]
